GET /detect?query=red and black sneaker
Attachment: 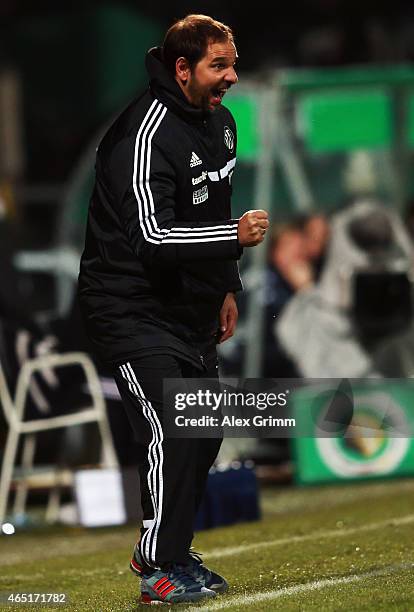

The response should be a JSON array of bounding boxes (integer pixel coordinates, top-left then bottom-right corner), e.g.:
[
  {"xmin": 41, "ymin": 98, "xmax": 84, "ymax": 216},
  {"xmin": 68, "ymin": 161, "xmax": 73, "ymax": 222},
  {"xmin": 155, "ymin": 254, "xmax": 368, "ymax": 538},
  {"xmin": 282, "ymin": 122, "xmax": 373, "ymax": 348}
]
[
  {"xmin": 129, "ymin": 544, "xmax": 148, "ymax": 577},
  {"xmin": 140, "ymin": 564, "xmax": 216, "ymax": 605}
]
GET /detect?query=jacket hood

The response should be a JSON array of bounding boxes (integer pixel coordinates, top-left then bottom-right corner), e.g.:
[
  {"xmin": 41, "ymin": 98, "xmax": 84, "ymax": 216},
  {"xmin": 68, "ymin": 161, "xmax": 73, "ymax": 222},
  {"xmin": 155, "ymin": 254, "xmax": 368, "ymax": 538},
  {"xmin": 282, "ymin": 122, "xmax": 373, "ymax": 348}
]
[{"xmin": 145, "ymin": 46, "xmax": 209, "ymax": 124}]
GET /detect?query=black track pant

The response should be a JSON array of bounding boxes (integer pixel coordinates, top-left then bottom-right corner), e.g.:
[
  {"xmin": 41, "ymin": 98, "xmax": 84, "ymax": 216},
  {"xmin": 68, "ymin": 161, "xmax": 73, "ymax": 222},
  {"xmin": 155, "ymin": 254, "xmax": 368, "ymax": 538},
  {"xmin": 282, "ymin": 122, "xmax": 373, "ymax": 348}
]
[{"xmin": 113, "ymin": 345, "xmax": 221, "ymax": 569}]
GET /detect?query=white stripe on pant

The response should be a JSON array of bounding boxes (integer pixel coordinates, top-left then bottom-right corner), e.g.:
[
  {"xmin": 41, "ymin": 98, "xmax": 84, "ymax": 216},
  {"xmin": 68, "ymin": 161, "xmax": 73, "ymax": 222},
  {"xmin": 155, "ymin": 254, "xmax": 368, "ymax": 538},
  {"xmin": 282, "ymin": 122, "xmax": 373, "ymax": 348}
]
[{"xmin": 119, "ymin": 362, "xmax": 164, "ymax": 568}]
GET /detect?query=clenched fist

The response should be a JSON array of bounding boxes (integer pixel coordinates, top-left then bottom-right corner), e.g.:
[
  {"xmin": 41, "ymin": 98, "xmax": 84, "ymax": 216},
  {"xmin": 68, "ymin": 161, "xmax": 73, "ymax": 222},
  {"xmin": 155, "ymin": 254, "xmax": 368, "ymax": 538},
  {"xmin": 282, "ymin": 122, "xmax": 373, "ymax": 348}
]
[{"xmin": 238, "ymin": 210, "xmax": 269, "ymax": 247}]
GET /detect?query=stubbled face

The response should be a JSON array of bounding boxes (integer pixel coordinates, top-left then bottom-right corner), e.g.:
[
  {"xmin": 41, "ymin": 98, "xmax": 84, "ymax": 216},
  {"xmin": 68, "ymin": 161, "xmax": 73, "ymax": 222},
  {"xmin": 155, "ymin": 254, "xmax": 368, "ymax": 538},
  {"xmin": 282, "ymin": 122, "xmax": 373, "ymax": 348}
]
[{"xmin": 178, "ymin": 40, "xmax": 238, "ymax": 111}]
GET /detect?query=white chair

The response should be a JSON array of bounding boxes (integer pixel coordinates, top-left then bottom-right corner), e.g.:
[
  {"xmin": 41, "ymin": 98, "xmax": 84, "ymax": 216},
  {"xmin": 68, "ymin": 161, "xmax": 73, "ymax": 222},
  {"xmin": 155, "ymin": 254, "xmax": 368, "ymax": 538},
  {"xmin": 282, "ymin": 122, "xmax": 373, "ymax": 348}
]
[{"xmin": 0, "ymin": 351, "xmax": 119, "ymax": 524}]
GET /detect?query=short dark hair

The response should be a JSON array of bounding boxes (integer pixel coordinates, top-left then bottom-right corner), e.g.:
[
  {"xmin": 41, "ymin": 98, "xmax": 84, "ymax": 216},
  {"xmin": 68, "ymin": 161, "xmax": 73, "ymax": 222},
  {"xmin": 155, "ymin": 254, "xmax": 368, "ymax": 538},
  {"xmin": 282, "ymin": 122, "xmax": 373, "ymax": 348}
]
[{"xmin": 162, "ymin": 14, "xmax": 234, "ymax": 75}]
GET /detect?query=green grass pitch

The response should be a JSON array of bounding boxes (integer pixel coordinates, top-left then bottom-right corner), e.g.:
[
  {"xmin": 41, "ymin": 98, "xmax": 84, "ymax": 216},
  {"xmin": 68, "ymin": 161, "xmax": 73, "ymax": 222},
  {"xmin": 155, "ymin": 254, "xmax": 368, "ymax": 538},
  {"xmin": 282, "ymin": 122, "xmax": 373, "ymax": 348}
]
[{"xmin": 1, "ymin": 478, "xmax": 414, "ymax": 611}]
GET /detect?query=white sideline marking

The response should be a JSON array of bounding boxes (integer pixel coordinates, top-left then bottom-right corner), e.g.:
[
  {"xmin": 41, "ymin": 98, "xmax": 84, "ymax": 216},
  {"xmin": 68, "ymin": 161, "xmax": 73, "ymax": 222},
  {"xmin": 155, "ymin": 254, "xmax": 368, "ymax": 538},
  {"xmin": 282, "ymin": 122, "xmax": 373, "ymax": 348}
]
[
  {"xmin": 191, "ymin": 562, "xmax": 414, "ymax": 611},
  {"xmin": 204, "ymin": 513, "xmax": 414, "ymax": 559}
]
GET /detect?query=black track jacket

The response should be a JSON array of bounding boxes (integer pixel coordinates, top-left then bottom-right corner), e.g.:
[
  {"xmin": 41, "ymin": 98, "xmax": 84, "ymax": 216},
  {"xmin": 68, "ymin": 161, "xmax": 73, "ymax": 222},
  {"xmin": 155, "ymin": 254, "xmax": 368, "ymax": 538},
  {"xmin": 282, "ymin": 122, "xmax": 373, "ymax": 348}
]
[{"xmin": 78, "ymin": 47, "xmax": 243, "ymax": 368}]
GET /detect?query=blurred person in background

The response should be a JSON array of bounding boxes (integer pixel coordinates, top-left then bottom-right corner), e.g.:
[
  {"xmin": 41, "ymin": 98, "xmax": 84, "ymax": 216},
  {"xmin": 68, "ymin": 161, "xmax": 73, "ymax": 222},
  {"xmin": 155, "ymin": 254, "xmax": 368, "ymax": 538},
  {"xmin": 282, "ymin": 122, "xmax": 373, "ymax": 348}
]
[
  {"xmin": 276, "ymin": 199, "xmax": 413, "ymax": 378},
  {"xmin": 262, "ymin": 220, "xmax": 314, "ymax": 378},
  {"xmin": 251, "ymin": 220, "xmax": 312, "ymax": 473},
  {"xmin": 78, "ymin": 14, "xmax": 268, "ymax": 605},
  {"xmin": 222, "ymin": 214, "xmax": 329, "ymax": 378},
  {"xmin": 263, "ymin": 213, "xmax": 330, "ymax": 378},
  {"xmin": 302, "ymin": 213, "xmax": 330, "ymax": 280},
  {"xmin": 252, "ymin": 216, "xmax": 329, "ymax": 469},
  {"xmin": 219, "ymin": 216, "xmax": 329, "ymax": 472}
]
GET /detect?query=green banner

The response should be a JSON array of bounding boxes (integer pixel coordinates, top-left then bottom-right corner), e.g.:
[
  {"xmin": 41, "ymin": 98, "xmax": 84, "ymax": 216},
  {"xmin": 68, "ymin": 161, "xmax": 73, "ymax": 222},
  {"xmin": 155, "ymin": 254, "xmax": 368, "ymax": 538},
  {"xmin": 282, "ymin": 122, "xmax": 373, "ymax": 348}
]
[{"xmin": 292, "ymin": 381, "xmax": 414, "ymax": 484}]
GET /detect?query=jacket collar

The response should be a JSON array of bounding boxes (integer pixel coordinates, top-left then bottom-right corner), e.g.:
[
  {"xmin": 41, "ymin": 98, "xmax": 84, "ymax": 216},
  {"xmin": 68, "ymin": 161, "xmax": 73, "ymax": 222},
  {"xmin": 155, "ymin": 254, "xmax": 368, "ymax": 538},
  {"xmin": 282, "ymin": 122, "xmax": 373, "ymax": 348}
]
[{"xmin": 145, "ymin": 47, "xmax": 210, "ymax": 125}]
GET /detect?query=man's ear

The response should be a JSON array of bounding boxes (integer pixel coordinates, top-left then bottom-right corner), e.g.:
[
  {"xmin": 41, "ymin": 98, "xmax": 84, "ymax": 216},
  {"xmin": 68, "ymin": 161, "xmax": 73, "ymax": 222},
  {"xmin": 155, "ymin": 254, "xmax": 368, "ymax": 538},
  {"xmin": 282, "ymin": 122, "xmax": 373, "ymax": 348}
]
[{"xmin": 175, "ymin": 57, "xmax": 190, "ymax": 84}]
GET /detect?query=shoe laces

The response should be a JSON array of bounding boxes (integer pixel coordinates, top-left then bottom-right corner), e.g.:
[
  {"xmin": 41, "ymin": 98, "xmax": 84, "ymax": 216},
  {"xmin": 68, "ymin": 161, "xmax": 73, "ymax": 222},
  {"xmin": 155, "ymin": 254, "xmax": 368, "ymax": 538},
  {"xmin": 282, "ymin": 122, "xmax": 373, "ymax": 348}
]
[
  {"xmin": 168, "ymin": 563, "xmax": 199, "ymax": 589},
  {"xmin": 188, "ymin": 549, "xmax": 203, "ymax": 565},
  {"xmin": 186, "ymin": 549, "xmax": 211, "ymax": 580}
]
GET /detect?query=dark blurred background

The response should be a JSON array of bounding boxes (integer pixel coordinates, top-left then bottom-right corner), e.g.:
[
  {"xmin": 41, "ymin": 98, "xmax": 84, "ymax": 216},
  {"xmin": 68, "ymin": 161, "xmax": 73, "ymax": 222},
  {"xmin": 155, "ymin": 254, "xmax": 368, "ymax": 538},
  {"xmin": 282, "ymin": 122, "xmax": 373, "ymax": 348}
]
[
  {"xmin": 2, "ymin": 1, "xmax": 414, "ymax": 512},
  {"xmin": 2, "ymin": 0, "xmax": 414, "ymax": 191}
]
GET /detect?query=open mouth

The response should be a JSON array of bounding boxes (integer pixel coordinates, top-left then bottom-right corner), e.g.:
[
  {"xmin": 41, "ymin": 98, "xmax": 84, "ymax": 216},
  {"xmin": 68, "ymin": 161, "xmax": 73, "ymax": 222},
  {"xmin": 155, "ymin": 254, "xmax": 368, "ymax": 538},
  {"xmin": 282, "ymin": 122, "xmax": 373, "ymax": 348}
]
[{"xmin": 210, "ymin": 87, "xmax": 227, "ymax": 106}]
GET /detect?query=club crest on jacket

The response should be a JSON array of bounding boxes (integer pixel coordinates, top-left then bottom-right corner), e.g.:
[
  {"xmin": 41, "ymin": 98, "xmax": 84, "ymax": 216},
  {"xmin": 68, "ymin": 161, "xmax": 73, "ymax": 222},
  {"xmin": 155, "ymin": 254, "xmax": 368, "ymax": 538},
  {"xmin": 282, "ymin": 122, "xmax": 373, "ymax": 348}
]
[{"xmin": 224, "ymin": 126, "xmax": 234, "ymax": 152}]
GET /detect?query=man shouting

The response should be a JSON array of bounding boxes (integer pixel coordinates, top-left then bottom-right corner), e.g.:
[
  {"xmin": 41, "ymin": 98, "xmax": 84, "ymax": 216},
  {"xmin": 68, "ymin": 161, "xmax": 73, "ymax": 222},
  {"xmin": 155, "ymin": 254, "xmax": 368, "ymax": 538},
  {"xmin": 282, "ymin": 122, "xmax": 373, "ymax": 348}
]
[{"xmin": 79, "ymin": 13, "xmax": 268, "ymax": 605}]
